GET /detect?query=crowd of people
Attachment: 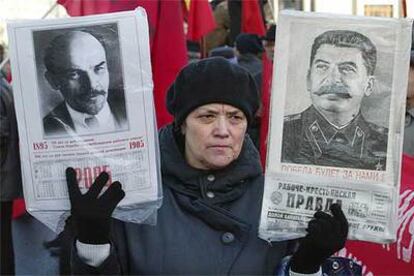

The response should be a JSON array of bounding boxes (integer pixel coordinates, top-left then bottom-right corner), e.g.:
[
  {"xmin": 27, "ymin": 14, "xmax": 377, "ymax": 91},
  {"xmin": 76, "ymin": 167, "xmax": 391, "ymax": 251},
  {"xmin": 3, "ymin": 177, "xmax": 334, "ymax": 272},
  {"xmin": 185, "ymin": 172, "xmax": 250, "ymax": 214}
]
[{"xmin": 1, "ymin": 14, "xmax": 414, "ymax": 276}]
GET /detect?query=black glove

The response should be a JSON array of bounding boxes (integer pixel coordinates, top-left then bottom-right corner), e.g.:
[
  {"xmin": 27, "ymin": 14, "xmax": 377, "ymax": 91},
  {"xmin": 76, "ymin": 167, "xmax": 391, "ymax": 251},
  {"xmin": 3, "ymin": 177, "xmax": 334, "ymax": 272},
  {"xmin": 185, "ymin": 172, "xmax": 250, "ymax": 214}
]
[
  {"xmin": 290, "ymin": 203, "xmax": 348, "ymax": 274},
  {"xmin": 66, "ymin": 167, "xmax": 125, "ymax": 244}
]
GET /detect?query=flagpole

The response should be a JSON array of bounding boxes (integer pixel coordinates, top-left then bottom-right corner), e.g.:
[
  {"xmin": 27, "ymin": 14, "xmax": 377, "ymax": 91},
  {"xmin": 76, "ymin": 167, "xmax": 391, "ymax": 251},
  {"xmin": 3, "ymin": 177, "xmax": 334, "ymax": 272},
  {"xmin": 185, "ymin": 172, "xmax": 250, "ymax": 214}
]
[
  {"xmin": 41, "ymin": 2, "xmax": 59, "ymax": 19},
  {"xmin": 0, "ymin": 1, "xmax": 59, "ymax": 71},
  {"xmin": 401, "ymin": 0, "xmax": 407, "ymax": 17}
]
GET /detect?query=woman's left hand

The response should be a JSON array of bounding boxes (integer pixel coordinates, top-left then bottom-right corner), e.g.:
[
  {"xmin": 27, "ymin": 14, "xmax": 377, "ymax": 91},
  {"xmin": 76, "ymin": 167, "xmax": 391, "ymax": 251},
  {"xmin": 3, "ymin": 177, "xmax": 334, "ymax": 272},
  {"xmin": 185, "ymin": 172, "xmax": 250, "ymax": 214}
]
[{"xmin": 290, "ymin": 203, "xmax": 348, "ymax": 274}]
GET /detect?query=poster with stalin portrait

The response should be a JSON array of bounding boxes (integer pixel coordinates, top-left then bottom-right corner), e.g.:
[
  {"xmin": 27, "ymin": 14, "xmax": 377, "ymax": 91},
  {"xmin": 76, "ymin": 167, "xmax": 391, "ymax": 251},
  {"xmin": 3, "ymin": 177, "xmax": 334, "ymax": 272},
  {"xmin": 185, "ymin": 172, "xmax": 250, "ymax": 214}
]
[{"xmin": 260, "ymin": 11, "xmax": 412, "ymax": 243}]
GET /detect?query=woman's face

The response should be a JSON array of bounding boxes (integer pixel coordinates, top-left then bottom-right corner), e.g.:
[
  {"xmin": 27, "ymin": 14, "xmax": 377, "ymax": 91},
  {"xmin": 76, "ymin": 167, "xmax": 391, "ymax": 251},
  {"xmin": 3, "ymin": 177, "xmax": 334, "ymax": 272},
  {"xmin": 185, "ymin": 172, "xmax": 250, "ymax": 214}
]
[{"xmin": 181, "ymin": 103, "xmax": 248, "ymax": 170}]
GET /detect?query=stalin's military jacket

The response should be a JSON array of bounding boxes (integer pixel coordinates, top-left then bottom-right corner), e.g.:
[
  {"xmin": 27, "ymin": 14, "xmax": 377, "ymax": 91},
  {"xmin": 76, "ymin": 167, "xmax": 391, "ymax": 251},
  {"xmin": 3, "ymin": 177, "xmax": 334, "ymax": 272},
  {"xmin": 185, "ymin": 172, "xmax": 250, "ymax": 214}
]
[{"xmin": 281, "ymin": 106, "xmax": 388, "ymax": 170}]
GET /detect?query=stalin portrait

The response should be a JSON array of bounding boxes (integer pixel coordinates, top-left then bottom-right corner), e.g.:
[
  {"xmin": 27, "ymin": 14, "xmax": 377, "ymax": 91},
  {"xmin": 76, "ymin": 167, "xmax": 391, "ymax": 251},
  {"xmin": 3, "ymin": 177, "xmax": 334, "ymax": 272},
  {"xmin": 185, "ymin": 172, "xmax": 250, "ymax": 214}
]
[{"xmin": 281, "ymin": 30, "xmax": 388, "ymax": 170}]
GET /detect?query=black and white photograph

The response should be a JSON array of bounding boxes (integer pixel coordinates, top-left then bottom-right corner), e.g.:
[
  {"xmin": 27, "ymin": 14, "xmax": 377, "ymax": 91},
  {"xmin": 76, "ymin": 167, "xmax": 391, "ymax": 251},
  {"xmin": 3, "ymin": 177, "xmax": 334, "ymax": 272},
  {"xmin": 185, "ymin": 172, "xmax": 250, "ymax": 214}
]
[
  {"xmin": 33, "ymin": 23, "xmax": 129, "ymax": 138},
  {"xmin": 280, "ymin": 24, "xmax": 394, "ymax": 171},
  {"xmin": 260, "ymin": 11, "xmax": 412, "ymax": 243},
  {"xmin": 7, "ymin": 9, "xmax": 160, "ymax": 226}
]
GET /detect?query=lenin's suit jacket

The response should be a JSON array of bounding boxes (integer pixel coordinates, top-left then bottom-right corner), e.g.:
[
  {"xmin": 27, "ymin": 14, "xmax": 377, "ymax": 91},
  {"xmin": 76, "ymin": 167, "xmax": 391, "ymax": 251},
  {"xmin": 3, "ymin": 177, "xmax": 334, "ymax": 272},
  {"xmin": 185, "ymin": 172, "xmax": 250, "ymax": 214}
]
[
  {"xmin": 281, "ymin": 106, "xmax": 388, "ymax": 170},
  {"xmin": 43, "ymin": 90, "xmax": 127, "ymax": 136}
]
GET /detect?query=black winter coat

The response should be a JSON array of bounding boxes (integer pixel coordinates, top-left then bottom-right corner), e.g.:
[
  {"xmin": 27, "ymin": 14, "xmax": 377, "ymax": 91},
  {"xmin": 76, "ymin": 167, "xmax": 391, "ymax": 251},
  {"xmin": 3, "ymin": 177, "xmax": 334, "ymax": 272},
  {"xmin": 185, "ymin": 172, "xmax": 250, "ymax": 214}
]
[{"xmin": 72, "ymin": 125, "xmax": 294, "ymax": 274}]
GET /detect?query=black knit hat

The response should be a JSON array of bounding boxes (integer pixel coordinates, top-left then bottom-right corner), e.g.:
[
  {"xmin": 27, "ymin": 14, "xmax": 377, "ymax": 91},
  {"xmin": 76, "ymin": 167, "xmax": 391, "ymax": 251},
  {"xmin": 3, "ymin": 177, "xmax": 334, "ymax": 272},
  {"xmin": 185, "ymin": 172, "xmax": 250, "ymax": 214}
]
[
  {"xmin": 166, "ymin": 57, "xmax": 260, "ymax": 126},
  {"xmin": 235, "ymin": 33, "xmax": 264, "ymax": 55}
]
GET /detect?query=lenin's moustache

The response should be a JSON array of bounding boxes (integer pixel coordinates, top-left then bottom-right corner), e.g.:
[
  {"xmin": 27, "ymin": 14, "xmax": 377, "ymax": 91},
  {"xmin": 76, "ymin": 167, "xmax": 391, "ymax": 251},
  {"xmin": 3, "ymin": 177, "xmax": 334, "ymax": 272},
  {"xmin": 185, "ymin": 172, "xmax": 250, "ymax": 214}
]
[{"xmin": 81, "ymin": 89, "xmax": 107, "ymax": 100}]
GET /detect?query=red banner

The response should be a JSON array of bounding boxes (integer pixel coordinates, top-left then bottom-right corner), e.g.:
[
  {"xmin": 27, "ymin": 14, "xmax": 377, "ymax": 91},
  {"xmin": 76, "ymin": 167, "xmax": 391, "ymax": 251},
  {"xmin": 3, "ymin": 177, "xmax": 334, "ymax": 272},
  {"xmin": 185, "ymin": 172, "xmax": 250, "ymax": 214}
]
[
  {"xmin": 259, "ymin": 54, "xmax": 273, "ymax": 168},
  {"xmin": 185, "ymin": 0, "xmax": 216, "ymax": 41},
  {"xmin": 340, "ymin": 154, "xmax": 414, "ymax": 275},
  {"xmin": 241, "ymin": 0, "xmax": 266, "ymax": 36}
]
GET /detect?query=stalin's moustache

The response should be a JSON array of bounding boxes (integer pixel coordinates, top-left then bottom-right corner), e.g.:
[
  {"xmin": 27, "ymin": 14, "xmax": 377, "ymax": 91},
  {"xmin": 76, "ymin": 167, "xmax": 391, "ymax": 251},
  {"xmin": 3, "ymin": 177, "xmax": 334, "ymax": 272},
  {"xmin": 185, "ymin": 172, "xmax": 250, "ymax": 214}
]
[{"xmin": 314, "ymin": 83, "xmax": 351, "ymax": 99}]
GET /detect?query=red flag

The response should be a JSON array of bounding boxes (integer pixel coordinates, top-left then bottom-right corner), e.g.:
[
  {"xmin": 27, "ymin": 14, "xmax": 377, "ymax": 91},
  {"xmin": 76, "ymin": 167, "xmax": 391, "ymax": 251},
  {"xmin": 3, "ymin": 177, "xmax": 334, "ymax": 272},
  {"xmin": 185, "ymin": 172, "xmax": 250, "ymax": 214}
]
[
  {"xmin": 57, "ymin": 0, "xmax": 140, "ymax": 15},
  {"xmin": 259, "ymin": 54, "xmax": 273, "ymax": 168},
  {"xmin": 150, "ymin": 1, "xmax": 188, "ymax": 127},
  {"xmin": 12, "ymin": 199, "xmax": 26, "ymax": 219},
  {"xmin": 185, "ymin": 0, "xmax": 216, "ymax": 41},
  {"xmin": 241, "ymin": 0, "xmax": 266, "ymax": 36},
  {"xmin": 57, "ymin": 0, "xmax": 188, "ymax": 127}
]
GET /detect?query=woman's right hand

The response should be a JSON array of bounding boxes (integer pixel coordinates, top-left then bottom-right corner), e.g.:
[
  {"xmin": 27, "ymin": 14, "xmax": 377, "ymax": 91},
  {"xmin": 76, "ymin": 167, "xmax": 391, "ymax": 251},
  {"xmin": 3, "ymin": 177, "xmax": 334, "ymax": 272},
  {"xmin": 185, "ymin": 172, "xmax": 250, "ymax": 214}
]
[{"xmin": 66, "ymin": 167, "xmax": 125, "ymax": 244}]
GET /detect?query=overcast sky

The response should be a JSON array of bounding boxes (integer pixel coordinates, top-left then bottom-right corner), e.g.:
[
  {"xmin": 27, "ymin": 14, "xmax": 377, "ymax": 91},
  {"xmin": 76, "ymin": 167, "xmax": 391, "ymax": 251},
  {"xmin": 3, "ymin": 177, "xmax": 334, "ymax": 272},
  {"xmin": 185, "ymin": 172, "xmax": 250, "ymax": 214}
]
[{"xmin": 0, "ymin": 0, "xmax": 68, "ymax": 45}]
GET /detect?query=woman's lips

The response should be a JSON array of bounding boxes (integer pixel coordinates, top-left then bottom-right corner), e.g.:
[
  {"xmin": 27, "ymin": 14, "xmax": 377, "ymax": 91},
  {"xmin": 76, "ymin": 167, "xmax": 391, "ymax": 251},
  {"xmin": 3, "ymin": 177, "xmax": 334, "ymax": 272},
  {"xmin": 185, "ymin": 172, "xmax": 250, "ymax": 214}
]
[{"xmin": 207, "ymin": 145, "xmax": 232, "ymax": 153}]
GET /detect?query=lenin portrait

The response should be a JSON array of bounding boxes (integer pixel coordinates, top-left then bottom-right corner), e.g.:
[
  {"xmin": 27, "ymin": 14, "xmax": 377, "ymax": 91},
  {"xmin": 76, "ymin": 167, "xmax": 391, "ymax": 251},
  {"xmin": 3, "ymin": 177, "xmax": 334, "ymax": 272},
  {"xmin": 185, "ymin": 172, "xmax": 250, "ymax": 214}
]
[{"xmin": 33, "ymin": 24, "xmax": 129, "ymax": 138}]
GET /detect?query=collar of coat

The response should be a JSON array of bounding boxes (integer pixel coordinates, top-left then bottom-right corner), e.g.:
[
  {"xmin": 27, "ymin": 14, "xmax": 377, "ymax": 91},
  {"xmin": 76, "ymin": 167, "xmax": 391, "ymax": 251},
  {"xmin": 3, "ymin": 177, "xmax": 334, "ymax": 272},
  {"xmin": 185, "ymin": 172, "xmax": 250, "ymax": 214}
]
[
  {"xmin": 159, "ymin": 124, "xmax": 262, "ymax": 204},
  {"xmin": 302, "ymin": 105, "xmax": 385, "ymax": 145}
]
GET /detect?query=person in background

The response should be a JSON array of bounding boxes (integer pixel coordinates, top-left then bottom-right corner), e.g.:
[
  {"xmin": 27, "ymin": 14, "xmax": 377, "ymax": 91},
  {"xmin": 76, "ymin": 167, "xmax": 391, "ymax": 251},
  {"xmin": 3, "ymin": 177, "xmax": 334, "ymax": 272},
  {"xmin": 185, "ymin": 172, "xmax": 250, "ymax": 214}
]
[
  {"xmin": 208, "ymin": 45, "xmax": 237, "ymax": 64},
  {"xmin": 403, "ymin": 37, "xmax": 414, "ymax": 156},
  {"xmin": 204, "ymin": 0, "xmax": 230, "ymax": 54},
  {"xmin": 0, "ymin": 44, "xmax": 4, "ymax": 74},
  {"xmin": 234, "ymin": 33, "xmax": 264, "ymax": 149},
  {"xmin": 259, "ymin": 24, "xmax": 277, "ymax": 166},
  {"xmin": 0, "ymin": 44, "xmax": 23, "ymax": 275},
  {"xmin": 263, "ymin": 24, "xmax": 276, "ymax": 62},
  {"xmin": 0, "ymin": 44, "xmax": 9, "ymax": 80},
  {"xmin": 187, "ymin": 41, "xmax": 201, "ymax": 63},
  {"xmin": 62, "ymin": 57, "xmax": 350, "ymax": 275},
  {"xmin": 235, "ymin": 33, "xmax": 264, "ymax": 90}
]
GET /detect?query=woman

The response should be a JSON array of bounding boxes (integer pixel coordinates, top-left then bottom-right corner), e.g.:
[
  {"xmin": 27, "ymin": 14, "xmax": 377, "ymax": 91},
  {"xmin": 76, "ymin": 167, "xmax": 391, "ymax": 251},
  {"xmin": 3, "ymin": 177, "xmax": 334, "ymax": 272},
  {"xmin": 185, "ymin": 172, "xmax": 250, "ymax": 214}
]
[{"xmin": 66, "ymin": 57, "xmax": 348, "ymax": 274}]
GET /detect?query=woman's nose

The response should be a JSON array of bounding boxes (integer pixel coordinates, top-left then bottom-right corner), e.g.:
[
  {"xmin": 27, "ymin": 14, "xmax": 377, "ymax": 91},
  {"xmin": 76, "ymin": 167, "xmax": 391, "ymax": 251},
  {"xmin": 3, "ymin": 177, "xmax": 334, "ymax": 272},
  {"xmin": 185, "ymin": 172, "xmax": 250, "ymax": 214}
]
[{"xmin": 213, "ymin": 116, "xmax": 230, "ymax": 137}]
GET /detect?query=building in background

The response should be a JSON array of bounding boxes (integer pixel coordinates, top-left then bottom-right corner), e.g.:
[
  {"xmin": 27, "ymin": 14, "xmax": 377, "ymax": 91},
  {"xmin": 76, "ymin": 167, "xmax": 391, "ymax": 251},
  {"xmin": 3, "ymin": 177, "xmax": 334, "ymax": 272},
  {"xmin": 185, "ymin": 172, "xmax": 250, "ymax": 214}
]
[
  {"xmin": 1, "ymin": 0, "xmax": 411, "ymax": 47},
  {"xmin": 271, "ymin": 0, "xmax": 412, "ymax": 21}
]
